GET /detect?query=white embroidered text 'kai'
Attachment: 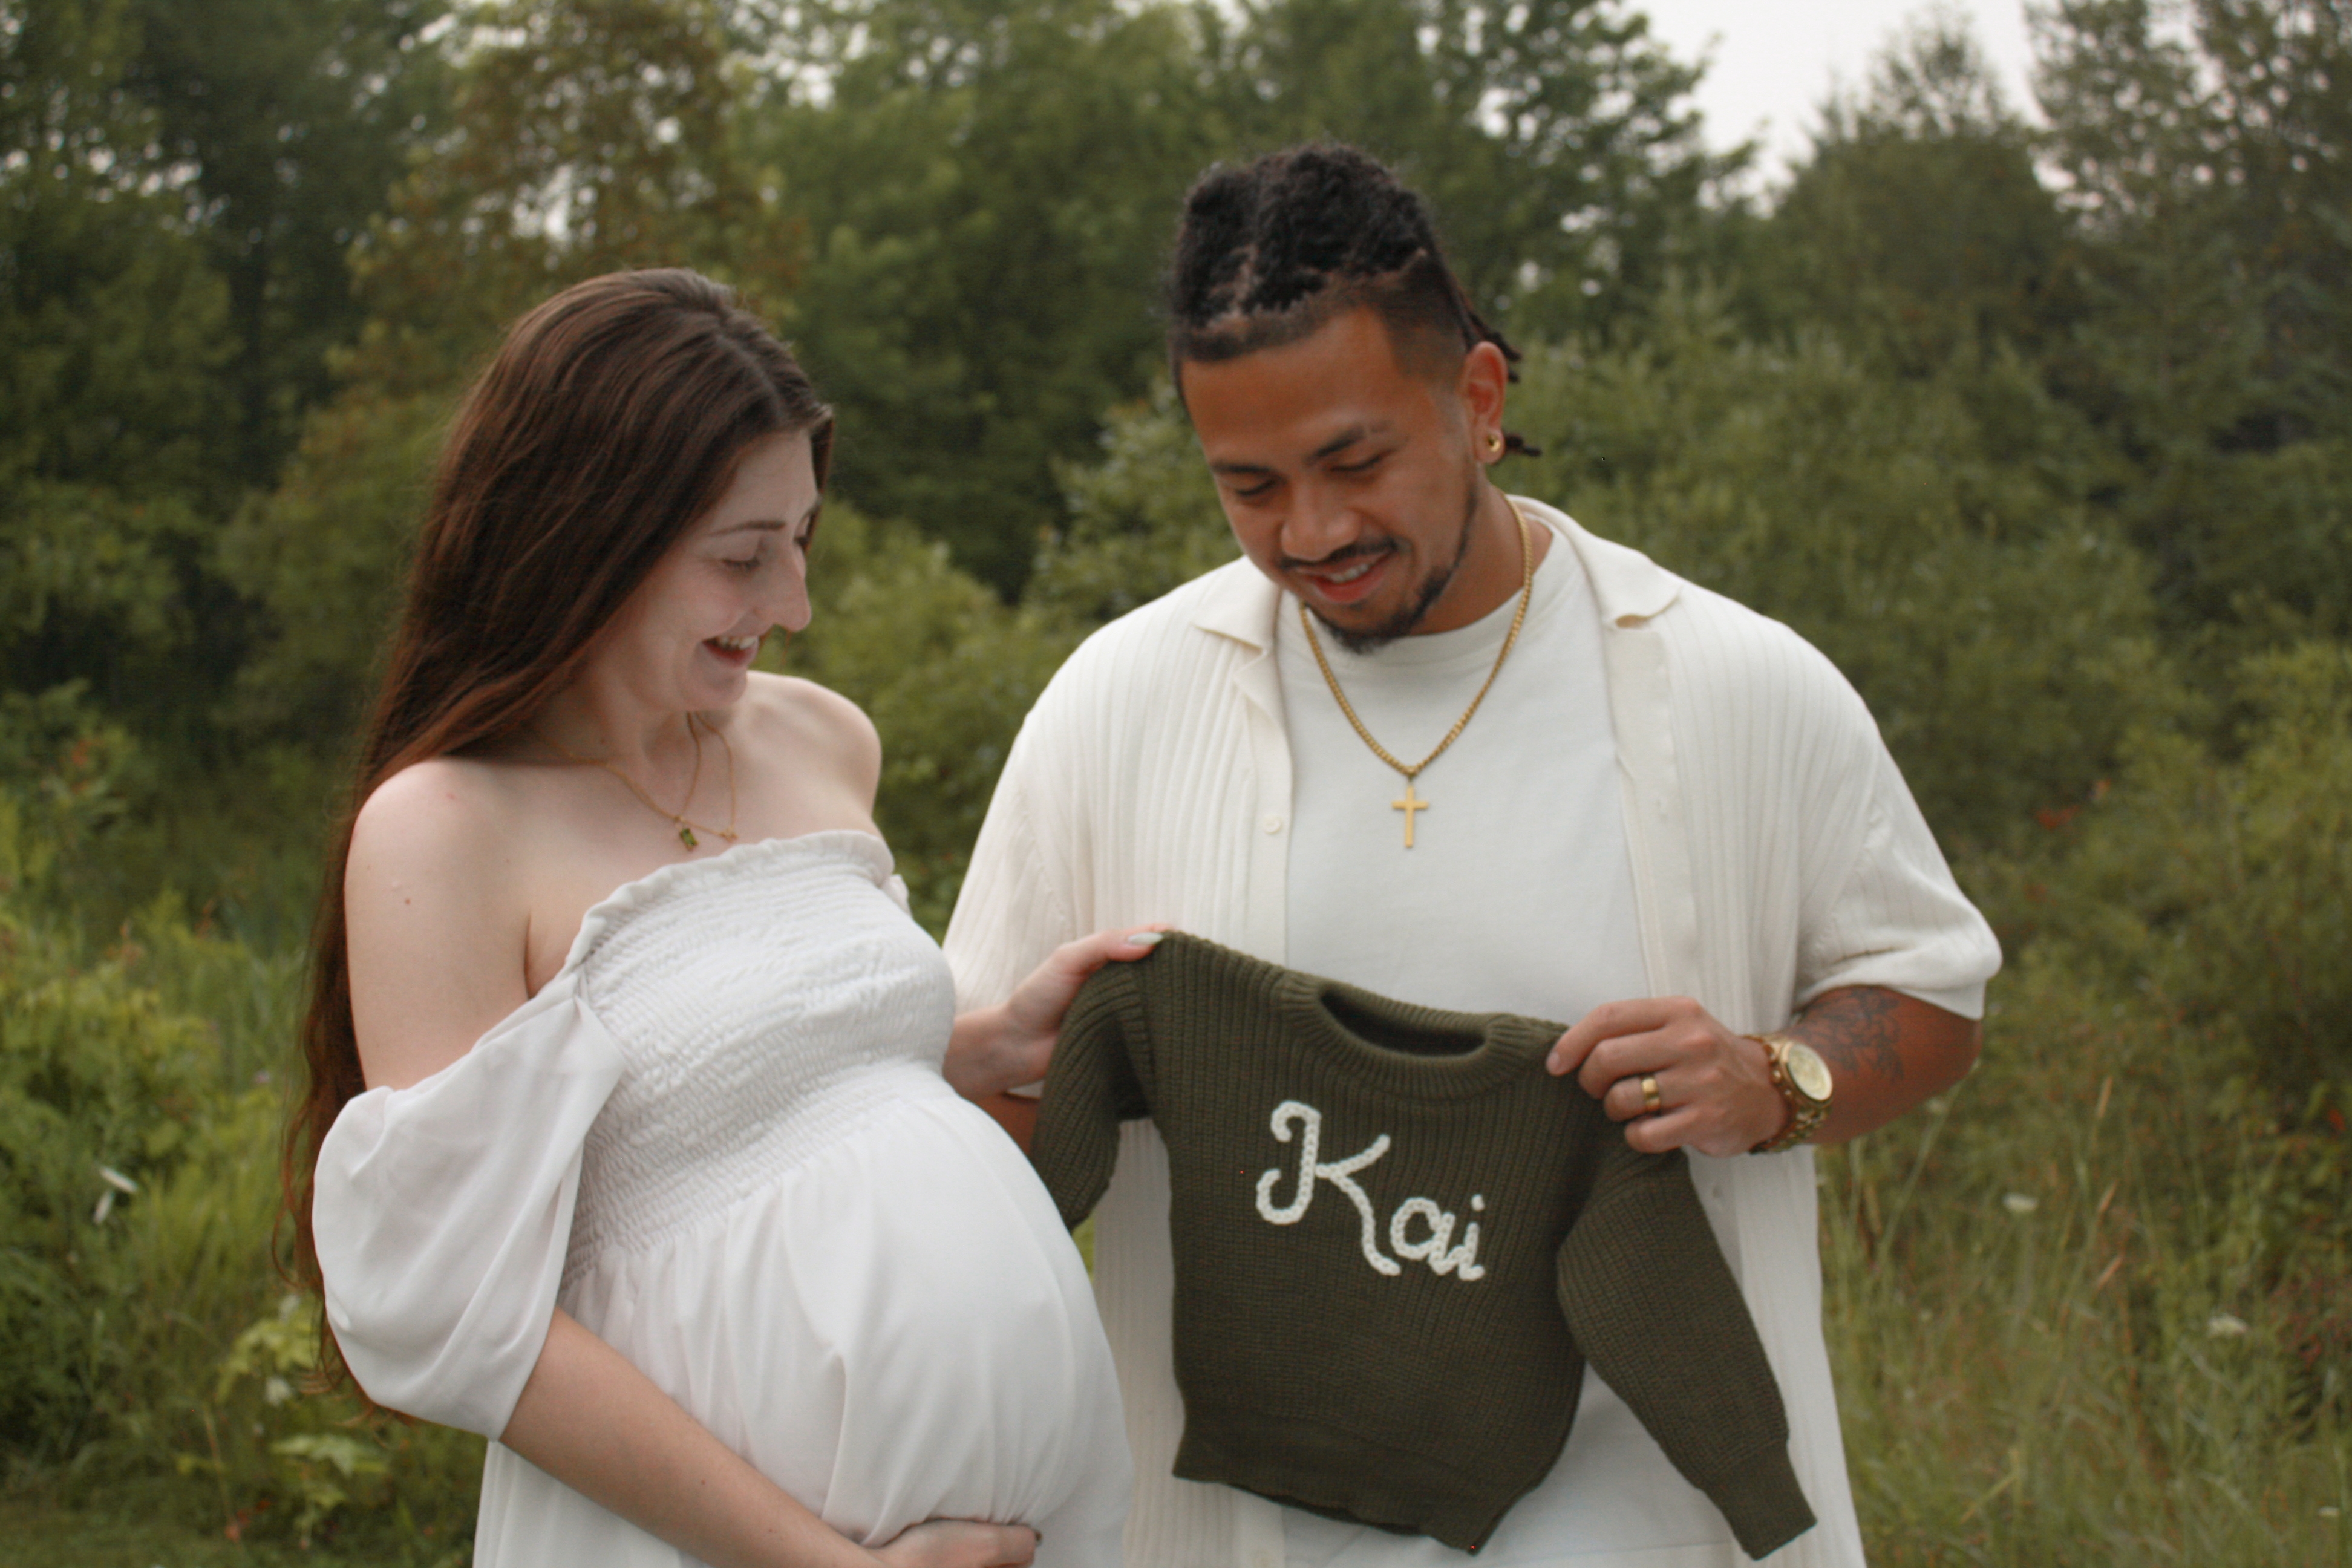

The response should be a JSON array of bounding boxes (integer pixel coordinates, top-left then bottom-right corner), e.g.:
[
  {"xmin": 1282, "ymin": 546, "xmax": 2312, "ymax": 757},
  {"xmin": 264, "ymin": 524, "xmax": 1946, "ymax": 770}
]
[{"xmin": 1253, "ymin": 1100, "xmax": 1486, "ymax": 1281}]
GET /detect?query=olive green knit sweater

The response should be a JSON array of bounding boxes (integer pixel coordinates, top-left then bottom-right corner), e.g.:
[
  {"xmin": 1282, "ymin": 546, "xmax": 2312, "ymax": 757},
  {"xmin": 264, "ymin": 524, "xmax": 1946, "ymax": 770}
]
[{"xmin": 1032, "ymin": 933, "xmax": 1815, "ymax": 1559}]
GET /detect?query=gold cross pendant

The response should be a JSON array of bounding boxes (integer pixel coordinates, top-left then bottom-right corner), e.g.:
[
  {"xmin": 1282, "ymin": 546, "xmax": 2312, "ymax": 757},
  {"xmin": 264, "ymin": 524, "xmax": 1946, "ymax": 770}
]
[{"xmin": 1392, "ymin": 779, "xmax": 1428, "ymax": 848}]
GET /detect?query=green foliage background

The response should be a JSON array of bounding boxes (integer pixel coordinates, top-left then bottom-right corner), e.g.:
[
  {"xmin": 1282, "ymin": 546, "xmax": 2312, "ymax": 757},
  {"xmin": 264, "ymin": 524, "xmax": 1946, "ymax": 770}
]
[{"xmin": 1, "ymin": 0, "xmax": 2346, "ymax": 1559}]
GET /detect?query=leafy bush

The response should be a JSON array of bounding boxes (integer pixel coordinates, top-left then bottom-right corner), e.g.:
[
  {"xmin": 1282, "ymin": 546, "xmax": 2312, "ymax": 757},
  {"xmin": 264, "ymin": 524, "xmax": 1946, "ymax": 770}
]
[
  {"xmin": 1028, "ymin": 382, "xmax": 1237, "ymax": 629},
  {"xmin": 185, "ymin": 1288, "xmax": 482, "ymax": 1553},
  {"xmin": 1996, "ymin": 641, "xmax": 2352, "ymax": 1108},
  {"xmin": 0, "ymin": 900, "xmax": 220, "ymax": 1459},
  {"xmin": 1509, "ymin": 286, "xmax": 2183, "ymax": 853},
  {"xmin": 0, "ymin": 701, "xmax": 479, "ymax": 1550},
  {"xmin": 785, "ymin": 502, "xmax": 1083, "ymax": 931},
  {"xmin": 214, "ymin": 391, "xmax": 451, "ymax": 745}
]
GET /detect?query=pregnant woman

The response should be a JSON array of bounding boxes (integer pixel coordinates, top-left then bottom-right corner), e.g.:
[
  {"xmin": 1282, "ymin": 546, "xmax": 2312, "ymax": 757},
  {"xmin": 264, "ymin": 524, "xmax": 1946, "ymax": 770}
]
[{"xmin": 283, "ymin": 269, "xmax": 1139, "ymax": 1567}]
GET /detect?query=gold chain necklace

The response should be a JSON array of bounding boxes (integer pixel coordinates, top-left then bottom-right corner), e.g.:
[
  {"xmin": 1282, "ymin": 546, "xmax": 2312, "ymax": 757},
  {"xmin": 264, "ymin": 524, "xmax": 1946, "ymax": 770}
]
[
  {"xmin": 534, "ymin": 713, "xmax": 740, "ymax": 851},
  {"xmin": 1298, "ymin": 497, "xmax": 1535, "ymax": 848}
]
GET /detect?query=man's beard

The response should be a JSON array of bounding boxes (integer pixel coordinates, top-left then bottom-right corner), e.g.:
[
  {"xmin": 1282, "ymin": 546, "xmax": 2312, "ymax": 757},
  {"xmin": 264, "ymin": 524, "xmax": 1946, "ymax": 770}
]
[{"xmin": 1312, "ymin": 469, "xmax": 1484, "ymax": 656}]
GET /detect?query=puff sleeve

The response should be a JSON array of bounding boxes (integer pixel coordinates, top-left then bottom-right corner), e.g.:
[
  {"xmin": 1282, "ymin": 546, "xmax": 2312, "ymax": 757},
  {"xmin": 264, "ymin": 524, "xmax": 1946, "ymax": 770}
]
[{"xmin": 312, "ymin": 985, "xmax": 627, "ymax": 1439}]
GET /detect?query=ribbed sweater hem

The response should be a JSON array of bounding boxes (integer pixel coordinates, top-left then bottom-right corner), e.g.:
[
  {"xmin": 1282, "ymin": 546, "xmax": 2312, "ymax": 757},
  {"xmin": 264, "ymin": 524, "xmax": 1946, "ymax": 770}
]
[{"xmin": 1174, "ymin": 1414, "xmax": 1557, "ymax": 1553}]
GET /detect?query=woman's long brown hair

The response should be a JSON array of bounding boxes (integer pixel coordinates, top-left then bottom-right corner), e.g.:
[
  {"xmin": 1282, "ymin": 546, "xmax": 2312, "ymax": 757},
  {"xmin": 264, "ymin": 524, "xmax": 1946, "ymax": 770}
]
[{"xmin": 281, "ymin": 269, "xmax": 832, "ymax": 1385}]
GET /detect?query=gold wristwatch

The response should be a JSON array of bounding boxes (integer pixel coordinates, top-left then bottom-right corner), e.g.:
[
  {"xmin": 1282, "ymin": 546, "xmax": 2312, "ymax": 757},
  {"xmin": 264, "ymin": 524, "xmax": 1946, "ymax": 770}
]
[{"xmin": 1748, "ymin": 1033, "xmax": 1832, "ymax": 1154}]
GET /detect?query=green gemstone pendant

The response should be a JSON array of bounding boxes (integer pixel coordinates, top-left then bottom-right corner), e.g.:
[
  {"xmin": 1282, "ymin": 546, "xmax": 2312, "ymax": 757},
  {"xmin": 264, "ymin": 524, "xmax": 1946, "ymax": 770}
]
[{"xmin": 678, "ymin": 825, "xmax": 697, "ymax": 849}]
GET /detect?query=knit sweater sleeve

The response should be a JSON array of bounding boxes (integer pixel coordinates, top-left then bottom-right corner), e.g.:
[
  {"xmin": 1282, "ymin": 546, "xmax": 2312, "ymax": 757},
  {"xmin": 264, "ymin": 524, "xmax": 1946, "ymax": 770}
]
[
  {"xmin": 1028, "ymin": 962, "xmax": 1155, "ymax": 1230},
  {"xmin": 1553, "ymin": 1147, "xmax": 1816, "ymax": 1560}
]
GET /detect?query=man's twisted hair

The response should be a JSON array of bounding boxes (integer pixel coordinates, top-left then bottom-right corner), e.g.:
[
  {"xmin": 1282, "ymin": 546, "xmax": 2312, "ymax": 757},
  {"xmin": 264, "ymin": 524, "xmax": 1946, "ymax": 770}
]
[{"xmin": 1163, "ymin": 142, "xmax": 1537, "ymax": 456}]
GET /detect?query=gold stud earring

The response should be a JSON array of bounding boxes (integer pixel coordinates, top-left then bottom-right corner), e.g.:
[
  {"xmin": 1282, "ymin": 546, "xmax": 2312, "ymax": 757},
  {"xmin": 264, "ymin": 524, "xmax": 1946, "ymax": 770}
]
[{"xmin": 1486, "ymin": 432, "xmax": 1504, "ymax": 458}]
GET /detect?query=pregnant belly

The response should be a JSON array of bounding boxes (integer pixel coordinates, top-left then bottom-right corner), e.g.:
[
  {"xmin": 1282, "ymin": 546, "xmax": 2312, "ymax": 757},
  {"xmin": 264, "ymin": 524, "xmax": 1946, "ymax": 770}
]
[{"xmin": 560, "ymin": 1079, "xmax": 1119, "ymax": 1546}]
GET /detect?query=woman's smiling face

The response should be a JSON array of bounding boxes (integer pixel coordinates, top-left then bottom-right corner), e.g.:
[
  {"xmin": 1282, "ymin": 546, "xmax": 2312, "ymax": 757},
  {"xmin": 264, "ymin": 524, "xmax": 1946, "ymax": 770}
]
[{"xmin": 590, "ymin": 430, "xmax": 822, "ymax": 713}]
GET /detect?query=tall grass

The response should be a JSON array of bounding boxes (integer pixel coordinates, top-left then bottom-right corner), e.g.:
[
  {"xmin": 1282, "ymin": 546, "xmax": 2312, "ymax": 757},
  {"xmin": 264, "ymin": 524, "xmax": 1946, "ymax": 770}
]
[{"xmin": 1822, "ymin": 952, "xmax": 2351, "ymax": 1564}]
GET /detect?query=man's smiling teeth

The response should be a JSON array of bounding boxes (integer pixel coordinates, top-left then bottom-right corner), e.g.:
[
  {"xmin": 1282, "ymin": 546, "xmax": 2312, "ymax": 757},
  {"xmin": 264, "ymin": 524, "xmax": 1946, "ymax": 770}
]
[
  {"xmin": 1315, "ymin": 558, "xmax": 1379, "ymax": 584},
  {"xmin": 712, "ymin": 633, "xmax": 760, "ymax": 652}
]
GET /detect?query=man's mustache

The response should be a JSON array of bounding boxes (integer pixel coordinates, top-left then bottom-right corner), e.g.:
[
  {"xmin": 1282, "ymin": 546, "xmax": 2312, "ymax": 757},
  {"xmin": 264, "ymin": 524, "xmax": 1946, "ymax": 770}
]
[{"xmin": 1278, "ymin": 538, "xmax": 1396, "ymax": 572}]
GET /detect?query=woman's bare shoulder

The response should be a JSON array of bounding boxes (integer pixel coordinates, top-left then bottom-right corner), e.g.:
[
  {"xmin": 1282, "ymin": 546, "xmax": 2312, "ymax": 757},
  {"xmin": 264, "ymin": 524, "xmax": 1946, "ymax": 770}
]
[
  {"xmin": 350, "ymin": 754, "xmax": 527, "ymax": 866},
  {"xmin": 346, "ymin": 756, "xmax": 538, "ymax": 1090},
  {"xmin": 731, "ymin": 673, "xmax": 881, "ymax": 794}
]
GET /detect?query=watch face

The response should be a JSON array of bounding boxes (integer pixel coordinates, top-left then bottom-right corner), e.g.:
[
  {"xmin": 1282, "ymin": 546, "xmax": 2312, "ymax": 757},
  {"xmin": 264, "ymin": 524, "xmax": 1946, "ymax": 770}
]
[{"xmin": 1786, "ymin": 1042, "xmax": 1834, "ymax": 1103}]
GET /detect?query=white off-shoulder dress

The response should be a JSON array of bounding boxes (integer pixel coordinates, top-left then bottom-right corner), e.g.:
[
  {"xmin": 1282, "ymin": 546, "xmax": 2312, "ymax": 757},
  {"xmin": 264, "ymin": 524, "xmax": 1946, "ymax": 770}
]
[{"xmin": 312, "ymin": 831, "xmax": 1131, "ymax": 1566}]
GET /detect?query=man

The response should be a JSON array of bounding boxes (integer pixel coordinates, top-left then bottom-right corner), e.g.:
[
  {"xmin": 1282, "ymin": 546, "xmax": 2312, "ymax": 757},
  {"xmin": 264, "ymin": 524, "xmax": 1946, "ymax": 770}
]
[{"xmin": 942, "ymin": 143, "xmax": 1999, "ymax": 1568}]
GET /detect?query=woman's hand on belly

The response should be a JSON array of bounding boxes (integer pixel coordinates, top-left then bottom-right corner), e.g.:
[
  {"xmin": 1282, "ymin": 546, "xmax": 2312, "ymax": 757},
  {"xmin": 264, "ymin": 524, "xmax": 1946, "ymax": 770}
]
[
  {"xmin": 872, "ymin": 1520, "xmax": 1039, "ymax": 1567},
  {"xmin": 501, "ymin": 1310, "xmax": 910, "ymax": 1567}
]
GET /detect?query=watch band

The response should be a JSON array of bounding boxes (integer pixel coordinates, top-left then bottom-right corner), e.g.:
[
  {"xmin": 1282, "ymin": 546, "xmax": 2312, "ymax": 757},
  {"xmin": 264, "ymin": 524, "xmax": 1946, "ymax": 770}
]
[{"xmin": 1747, "ymin": 1032, "xmax": 1830, "ymax": 1154}]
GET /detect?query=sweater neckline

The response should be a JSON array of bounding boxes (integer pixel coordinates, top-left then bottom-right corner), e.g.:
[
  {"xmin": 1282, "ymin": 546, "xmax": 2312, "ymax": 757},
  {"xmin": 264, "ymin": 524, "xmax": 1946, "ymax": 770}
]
[{"xmin": 1273, "ymin": 969, "xmax": 1552, "ymax": 1100}]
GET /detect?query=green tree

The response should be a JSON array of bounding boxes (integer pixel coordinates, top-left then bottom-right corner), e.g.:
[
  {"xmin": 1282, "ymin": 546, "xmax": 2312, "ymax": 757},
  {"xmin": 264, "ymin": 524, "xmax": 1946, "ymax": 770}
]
[
  {"xmin": 1508, "ymin": 284, "xmax": 2178, "ymax": 851},
  {"xmin": 345, "ymin": 0, "xmax": 782, "ymax": 399},
  {"xmin": 1739, "ymin": 19, "xmax": 2080, "ymax": 376},
  {"xmin": 748, "ymin": 0, "xmax": 1226, "ymax": 593},
  {"xmin": 0, "ymin": 0, "xmax": 230, "ymax": 497},
  {"xmin": 746, "ymin": 0, "xmax": 1726, "ymax": 594},
  {"xmin": 3, "ymin": 0, "xmax": 446, "ymax": 760},
  {"xmin": 2034, "ymin": 0, "xmax": 2352, "ymax": 651},
  {"xmin": 123, "ymin": 0, "xmax": 451, "ymax": 485},
  {"xmin": 221, "ymin": 0, "xmax": 791, "ymax": 746},
  {"xmin": 1222, "ymin": 0, "xmax": 1728, "ymax": 338},
  {"xmin": 0, "ymin": 0, "xmax": 235, "ymax": 731}
]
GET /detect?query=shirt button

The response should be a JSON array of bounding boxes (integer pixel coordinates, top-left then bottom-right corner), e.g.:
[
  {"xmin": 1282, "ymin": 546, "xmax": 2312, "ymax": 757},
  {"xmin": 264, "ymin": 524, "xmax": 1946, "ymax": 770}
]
[{"xmin": 1262, "ymin": 814, "xmax": 1284, "ymax": 834}]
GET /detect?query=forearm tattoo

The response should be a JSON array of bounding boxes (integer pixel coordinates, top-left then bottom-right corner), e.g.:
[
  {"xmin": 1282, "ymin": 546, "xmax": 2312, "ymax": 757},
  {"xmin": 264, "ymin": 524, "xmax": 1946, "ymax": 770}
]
[{"xmin": 1796, "ymin": 988, "xmax": 1906, "ymax": 1086}]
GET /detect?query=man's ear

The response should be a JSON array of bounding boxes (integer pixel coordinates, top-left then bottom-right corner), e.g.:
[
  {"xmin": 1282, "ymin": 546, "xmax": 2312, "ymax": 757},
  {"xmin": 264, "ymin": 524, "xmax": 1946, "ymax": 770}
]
[{"xmin": 1456, "ymin": 340, "xmax": 1511, "ymax": 446}]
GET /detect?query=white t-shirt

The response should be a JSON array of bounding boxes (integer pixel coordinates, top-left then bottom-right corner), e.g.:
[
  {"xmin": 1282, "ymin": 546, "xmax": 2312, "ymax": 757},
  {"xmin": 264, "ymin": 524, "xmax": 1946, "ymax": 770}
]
[{"xmin": 1274, "ymin": 538, "xmax": 1746, "ymax": 1568}]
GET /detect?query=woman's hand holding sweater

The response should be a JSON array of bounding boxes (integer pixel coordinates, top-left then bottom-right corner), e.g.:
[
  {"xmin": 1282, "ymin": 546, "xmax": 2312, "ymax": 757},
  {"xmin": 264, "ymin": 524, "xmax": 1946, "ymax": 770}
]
[{"xmin": 943, "ymin": 927, "xmax": 1167, "ymax": 1101}]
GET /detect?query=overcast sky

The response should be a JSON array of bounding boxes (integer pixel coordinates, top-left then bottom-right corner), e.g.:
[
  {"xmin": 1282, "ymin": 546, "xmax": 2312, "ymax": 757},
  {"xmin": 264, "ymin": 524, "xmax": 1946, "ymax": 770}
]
[{"xmin": 1638, "ymin": 0, "xmax": 2039, "ymax": 177}]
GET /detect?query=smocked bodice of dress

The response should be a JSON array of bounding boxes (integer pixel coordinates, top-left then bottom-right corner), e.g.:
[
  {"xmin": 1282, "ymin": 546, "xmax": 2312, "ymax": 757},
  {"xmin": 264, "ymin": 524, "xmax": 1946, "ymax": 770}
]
[{"xmin": 563, "ymin": 830, "xmax": 952, "ymax": 1275}]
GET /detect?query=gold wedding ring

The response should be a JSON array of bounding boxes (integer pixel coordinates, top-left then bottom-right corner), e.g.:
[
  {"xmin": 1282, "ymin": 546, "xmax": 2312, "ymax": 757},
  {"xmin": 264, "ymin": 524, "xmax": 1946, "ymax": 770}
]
[{"xmin": 1639, "ymin": 1074, "xmax": 1662, "ymax": 1116}]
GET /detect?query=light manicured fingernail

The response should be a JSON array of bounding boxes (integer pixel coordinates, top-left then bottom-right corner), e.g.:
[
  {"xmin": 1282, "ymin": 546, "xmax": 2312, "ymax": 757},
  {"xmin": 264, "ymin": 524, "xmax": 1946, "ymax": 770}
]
[{"xmin": 1125, "ymin": 931, "xmax": 1164, "ymax": 947}]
